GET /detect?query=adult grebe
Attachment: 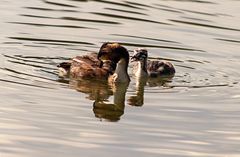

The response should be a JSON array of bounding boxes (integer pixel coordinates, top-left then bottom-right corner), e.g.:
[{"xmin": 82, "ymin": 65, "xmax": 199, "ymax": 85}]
[{"xmin": 58, "ymin": 42, "xmax": 130, "ymax": 83}]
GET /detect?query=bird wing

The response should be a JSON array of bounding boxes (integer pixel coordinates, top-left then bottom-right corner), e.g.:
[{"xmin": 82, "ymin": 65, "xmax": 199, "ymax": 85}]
[
  {"xmin": 147, "ymin": 60, "xmax": 175, "ymax": 76},
  {"xmin": 70, "ymin": 53, "xmax": 112, "ymax": 79}
]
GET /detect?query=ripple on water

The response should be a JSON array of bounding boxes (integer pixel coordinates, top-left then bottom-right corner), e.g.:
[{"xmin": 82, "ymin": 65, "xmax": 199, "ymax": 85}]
[{"xmin": 1, "ymin": 0, "xmax": 240, "ymax": 156}]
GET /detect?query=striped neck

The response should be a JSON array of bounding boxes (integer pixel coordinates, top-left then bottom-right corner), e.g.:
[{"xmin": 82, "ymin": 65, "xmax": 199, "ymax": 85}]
[{"xmin": 135, "ymin": 59, "xmax": 148, "ymax": 78}]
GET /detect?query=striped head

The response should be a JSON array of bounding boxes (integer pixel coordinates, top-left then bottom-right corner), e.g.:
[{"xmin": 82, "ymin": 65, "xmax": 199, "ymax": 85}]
[{"xmin": 131, "ymin": 48, "xmax": 148, "ymax": 62}]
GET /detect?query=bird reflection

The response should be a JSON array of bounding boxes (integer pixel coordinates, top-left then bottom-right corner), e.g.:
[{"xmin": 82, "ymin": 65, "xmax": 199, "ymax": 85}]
[
  {"xmin": 58, "ymin": 75, "xmax": 173, "ymax": 121},
  {"xmin": 128, "ymin": 76, "xmax": 173, "ymax": 107},
  {"xmin": 93, "ymin": 82, "xmax": 129, "ymax": 122},
  {"xmin": 58, "ymin": 73, "xmax": 173, "ymax": 121},
  {"xmin": 128, "ymin": 76, "xmax": 147, "ymax": 107},
  {"xmin": 67, "ymin": 79, "xmax": 129, "ymax": 122}
]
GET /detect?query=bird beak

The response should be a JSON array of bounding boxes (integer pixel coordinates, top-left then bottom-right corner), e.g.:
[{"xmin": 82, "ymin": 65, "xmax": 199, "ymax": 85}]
[
  {"xmin": 98, "ymin": 50, "xmax": 109, "ymax": 61},
  {"xmin": 130, "ymin": 55, "xmax": 137, "ymax": 62},
  {"xmin": 131, "ymin": 49, "xmax": 139, "ymax": 62},
  {"xmin": 97, "ymin": 51, "xmax": 102, "ymax": 60},
  {"xmin": 99, "ymin": 60, "xmax": 103, "ymax": 68}
]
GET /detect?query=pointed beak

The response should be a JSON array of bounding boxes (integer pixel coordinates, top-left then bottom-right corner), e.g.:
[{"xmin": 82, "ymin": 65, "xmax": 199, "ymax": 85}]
[
  {"xmin": 130, "ymin": 55, "xmax": 138, "ymax": 62},
  {"xmin": 97, "ymin": 51, "xmax": 102, "ymax": 60},
  {"xmin": 131, "ymin": 49, "xmax": 139, "ymax": 62},
  {"xmin": 99, "ymin": 60, "xmax": 103, "ymax": 68}
]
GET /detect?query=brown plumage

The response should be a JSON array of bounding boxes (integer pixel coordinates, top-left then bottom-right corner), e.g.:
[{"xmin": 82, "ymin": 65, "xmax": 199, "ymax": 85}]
[
  {"xmin": 69, "ymin": 53, "xmax": 114, "ymax": 79},
  {"xmin": 147, "ymin": 60, "xmax": 175, "ymax": 77},
  {"xmin": 58, "ymin": 42, "xmax": 130, "ymax": 82}
]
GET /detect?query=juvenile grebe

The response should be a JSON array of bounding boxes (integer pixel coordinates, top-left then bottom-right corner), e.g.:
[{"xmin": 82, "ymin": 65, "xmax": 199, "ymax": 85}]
[
  {"xmin": 58, "ymin": 42, "xmax": 130, "ymax": 83},
  {"xmin": 131, "ymin": 48, "xmax": 175, "ymax": 78}
]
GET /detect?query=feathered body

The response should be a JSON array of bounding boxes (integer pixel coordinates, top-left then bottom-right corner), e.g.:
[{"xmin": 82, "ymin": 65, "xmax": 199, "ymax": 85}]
[
  {"xmin": 58, "ymin": 43, "xmax": 130, "ymax": 83},
  {"xmin": 131, "ymin": 48, "xmax": 175, "ymax": 78}
]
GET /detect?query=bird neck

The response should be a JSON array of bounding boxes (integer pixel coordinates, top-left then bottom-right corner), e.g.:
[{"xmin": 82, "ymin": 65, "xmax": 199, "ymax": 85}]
[
  {"xmin": 112, "ymin": 58, "xmax": 130, "ymax": 83},
  {"xmin": 135, "ymin": 59, "xmax": 148, "ymax": 78}
]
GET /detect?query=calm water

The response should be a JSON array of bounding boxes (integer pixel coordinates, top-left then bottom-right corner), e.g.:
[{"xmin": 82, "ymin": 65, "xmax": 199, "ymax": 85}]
[{"xmin": 1, "ymin": 0, "xmax": 240, "ymax": 156}]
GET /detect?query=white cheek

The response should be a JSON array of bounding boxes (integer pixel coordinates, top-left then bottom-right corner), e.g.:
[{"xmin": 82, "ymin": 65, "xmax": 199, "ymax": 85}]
[{"xmin": 58, "ymin": 68, "xmax": 68, "ymax": 77}]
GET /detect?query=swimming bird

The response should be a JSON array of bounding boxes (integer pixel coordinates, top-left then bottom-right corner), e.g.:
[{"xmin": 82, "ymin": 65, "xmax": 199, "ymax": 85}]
[
  {"xmin": 131, "ymin": 48, "xmax": 175, "ymax": 78},
  {"xmin": 58, "ymin": 42, "xmax": 130, "ymax": 83}
]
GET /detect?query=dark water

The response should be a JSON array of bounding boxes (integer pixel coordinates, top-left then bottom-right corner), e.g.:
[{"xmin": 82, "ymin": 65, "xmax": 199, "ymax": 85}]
[{"xmin": 1, "ymin": 0, "xmax": 240, "ymax": 156}]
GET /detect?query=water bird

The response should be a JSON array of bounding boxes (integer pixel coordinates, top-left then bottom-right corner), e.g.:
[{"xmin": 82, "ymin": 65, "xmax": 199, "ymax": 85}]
[
  {"xmin": 58, "ymin": 42, "xmax": 130, "ymax": 83},
  {"xmin": 131, "ymin": 48, "xmax": 175, "ymax": 78}
]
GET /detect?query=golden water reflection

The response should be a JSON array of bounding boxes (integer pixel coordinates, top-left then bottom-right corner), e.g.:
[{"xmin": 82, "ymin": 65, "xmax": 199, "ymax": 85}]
[
  {"xmin": 128, "ymin": 76, "xmax": 174, "ymax": 107},
  {"xmin": 66, "ymin": 79, "xmax": 129, "ymax": 122},
  {"xmin": 59, "ymin": 76, "xmax": 173, "ymax": 121}
]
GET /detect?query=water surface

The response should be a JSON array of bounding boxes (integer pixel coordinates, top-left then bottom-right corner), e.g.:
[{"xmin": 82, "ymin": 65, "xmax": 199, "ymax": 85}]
[{"xmin": 0, "ymin": 0, "xmax": 240, "ymax": 157}]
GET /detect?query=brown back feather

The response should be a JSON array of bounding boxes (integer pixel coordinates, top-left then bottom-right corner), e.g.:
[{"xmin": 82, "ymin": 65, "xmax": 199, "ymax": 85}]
[
  {"xmin": 70, "ymin": 53, "xmax": 114, "ymax": 79},
  {"xmin": 147, "ymin": 60, "xmax": 175, "ymax": 76}
]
